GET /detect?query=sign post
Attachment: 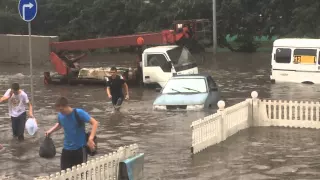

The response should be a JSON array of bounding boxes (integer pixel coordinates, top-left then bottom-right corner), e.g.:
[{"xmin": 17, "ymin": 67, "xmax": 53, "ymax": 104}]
[{"xmin": 18, "ymin": 0, "xmax": 37, "ymax": 112}]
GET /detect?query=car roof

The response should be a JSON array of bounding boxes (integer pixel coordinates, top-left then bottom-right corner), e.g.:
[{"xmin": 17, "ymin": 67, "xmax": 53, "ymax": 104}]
[{"xmin": 171, "ymin": 73, "xmax": 212, "ymax": 79}]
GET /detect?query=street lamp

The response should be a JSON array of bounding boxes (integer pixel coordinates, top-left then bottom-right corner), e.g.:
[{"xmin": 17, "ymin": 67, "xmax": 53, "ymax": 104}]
[{"xmin": 212, "ymin": 0, "xmax": 217, "ymax": 54}]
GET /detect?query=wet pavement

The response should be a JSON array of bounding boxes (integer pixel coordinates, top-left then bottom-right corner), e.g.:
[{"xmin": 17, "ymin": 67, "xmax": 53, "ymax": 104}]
[{"xmin": 1, "ymin": 52, "xmax": 320, "ymax": 179}]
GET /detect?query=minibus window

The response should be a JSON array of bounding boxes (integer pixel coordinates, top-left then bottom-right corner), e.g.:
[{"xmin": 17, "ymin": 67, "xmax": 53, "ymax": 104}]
[
  {"xmin": 293, "ymin": 49, "xmax": 317, "ymax": 64},
  {"xmin": 275, "ymin": 48, "xmax": 291, "ymax": 63}
]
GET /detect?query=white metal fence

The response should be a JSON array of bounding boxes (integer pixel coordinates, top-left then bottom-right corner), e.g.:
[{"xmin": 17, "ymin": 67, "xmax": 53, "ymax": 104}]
[
  {"xmin": 191, "ymin": 91, "xmax": 320, "ymax": 154},
  {"xmin": 34, "ymin": 144, "xmax": 139, "ymax": 180},
  {"xmin": 190, "ymin": 98, "xmax": 252, "ymax": 154},
  {"xmin": 257, "ymin": 99, "xmax": 320, "ymax": 128}
]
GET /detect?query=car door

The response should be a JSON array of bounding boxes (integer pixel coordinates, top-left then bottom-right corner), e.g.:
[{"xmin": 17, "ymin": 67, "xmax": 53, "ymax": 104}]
[{"xmin": 206, "ymin": 76, "xmax": 220, "ymax": 107}]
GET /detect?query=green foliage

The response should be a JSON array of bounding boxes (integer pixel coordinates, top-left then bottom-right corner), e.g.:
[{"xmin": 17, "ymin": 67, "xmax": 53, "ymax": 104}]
[{"xmin": 0, "ymin": 0, "xmax": 318, "ymax": 52}]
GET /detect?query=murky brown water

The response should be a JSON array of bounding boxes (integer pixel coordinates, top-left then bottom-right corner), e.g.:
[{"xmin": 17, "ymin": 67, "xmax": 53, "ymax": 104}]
[{"xmin": 1, "ymin": 52, "xmax": 320, "ymax": 180}]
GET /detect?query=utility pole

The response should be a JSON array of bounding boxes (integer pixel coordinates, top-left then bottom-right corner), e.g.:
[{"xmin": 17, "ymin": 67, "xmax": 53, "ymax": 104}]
[{"xmin": 212, "ymin": 0, "xmax": 217, "ymax": 54}]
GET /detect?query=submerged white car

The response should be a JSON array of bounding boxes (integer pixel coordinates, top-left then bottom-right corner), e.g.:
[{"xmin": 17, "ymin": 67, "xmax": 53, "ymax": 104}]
[{"xmin": 153, "ymin": 74, "xmax": 221, "ymax": 110}]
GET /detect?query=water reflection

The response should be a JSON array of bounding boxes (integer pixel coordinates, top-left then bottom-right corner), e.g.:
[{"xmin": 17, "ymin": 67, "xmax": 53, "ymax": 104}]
[{"xmin": 269, "ymin": 82, "xmax": 320, "ymax": 101}]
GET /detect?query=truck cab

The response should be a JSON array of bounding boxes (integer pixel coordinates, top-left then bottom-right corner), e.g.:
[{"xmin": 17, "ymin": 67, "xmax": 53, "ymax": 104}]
[{"xmin": 142, "ymin": 45, "xmax": 199, "ymax": 87}]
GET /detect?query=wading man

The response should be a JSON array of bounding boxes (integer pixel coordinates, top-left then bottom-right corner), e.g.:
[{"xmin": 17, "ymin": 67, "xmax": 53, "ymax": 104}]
[
  {"xmin": 45, "ymin": 97, "xmax": 98, "ymax": 170},
  {"xmin": 105, "ymin": 67, "xmax": 129, "ymax": 111},
  {"xmin": 0, "ymin": 83, "xmax": 33, "ymax": 141}
]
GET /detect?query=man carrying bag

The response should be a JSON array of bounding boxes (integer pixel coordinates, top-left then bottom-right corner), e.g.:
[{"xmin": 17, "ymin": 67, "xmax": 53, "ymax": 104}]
[
  {"xmin": 74, "ymin": 107, "xmax": 98, "ymax": 156},
  {"xmin": 45, "ymin": 97, "xmax": 98, "ymax": 170}
]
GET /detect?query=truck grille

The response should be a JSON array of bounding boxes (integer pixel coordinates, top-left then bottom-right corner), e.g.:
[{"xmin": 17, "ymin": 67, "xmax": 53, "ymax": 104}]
[{"xmin": 166, "ymin": 105, "xmax": 187, "ymax": 110}]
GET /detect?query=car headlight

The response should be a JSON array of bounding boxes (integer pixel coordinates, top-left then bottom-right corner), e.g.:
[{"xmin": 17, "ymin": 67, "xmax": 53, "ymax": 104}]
[
  {"xmin": 186, "ymin": 104, "xmax": 204, "ymax": 110},
  {"xmin": 153, "ymin": 105, "xmax": 166, "ymax": 110}
]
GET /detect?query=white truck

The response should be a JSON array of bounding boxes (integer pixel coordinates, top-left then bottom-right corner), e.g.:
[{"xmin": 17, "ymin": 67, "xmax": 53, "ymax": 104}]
[
  {"xmin": 45, "ymin": 45, "xmax": 199, "ymax": 87},
  {"xmin": 141, "ymin": 45, "xmax": 199, "ymax": 87}
]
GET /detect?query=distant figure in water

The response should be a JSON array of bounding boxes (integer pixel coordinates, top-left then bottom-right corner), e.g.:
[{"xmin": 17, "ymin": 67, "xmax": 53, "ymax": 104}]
[
  {"xmin": 0, "ymin": 144, "xmax": 3, "ymax": 150},
  {"xmin": 105, "ymin": 67, "xmax": 129, "ymax": 111}
]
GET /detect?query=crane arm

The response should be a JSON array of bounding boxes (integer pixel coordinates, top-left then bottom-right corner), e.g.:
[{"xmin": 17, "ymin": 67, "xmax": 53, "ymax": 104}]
[{"xmin": 50, "ymin": 31, "xmax": 176, "ymax": 51}]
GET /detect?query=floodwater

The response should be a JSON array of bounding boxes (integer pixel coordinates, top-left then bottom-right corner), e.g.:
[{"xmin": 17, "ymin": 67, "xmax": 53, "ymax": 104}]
[{"xmin": 1, "ymin": 52, "xmax": 320, "ymax": 180}]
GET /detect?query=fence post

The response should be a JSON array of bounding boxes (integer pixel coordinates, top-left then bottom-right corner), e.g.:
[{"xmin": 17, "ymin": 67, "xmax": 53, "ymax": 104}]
[
  {"xmin": 217, "ymin": 100, "xmax": 226, "ymax": 141},
  {"xmin": 251, "ymin": 91, "xmax": 259, "ymax": 126}
]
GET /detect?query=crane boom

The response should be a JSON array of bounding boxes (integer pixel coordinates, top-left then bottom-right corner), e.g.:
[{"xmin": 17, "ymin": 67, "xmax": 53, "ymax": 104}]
[
  {"xmin": 45, "ymin": 18, "xmax": 210, "ymax": 85},
  {"xmin": 50, "ymin": 30, "xmax": 176, "ymax": 51}
]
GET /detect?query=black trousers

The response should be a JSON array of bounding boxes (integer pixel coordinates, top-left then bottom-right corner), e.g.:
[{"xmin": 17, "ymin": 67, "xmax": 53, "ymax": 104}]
[
  {"xmin": 112, "ymin": 95, "xmax": 124, "ymax": 106},
  {"xmin": 11, "ymin": 112, "xmax": 27, "ymax": 141},
  {"xmin": 60, "ymin": 147, "xmax": 87, "ymax": 171}
]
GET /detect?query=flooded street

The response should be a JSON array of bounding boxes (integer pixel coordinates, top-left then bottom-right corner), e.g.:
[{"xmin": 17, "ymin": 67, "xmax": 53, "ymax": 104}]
[{"xmin": 1, "ymin": 52, "xmax": 320, "ymax": 180}]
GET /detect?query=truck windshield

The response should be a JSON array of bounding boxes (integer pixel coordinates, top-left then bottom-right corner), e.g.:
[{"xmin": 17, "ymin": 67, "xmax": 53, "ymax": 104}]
[{"xmin": 166, "ymin": 47, "xmax": 197, "ymax": 67}]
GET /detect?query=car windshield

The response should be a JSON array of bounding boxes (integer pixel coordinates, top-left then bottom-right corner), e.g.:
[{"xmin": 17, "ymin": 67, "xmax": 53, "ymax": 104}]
[
  {"xmin": 162, "ymin": 78, "xmax": 207, "ymax": 94},
  {"xmin": 166, "ymin": 47, "xmax": 196, "ymax": 65}
]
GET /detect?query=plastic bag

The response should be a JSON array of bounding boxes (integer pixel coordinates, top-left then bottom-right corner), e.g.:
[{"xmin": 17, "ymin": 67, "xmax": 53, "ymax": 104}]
[
  {"xmin": 86, "ymin": 131, "xmax": 98, "ymax": 156},
  {"xmin": 39, "ymin": 137, "xmax": 56, "ymax": 158},
  {"xmin": 25, "ymin": 118, "xmax": 38, "ymax": 136}
]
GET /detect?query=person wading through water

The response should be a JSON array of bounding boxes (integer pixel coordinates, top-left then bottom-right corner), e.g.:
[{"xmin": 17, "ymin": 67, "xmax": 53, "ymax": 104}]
[
  {"xmin": 45, "ymin": 97, "xmax": 98, "ymax": 170},
  {"xmin": 0, "ymin": 83, "xmax": 34, "ymax": 141},
  {"xmin": 105, "ymin": 67, "xmax": 129, "ymax": 111}
]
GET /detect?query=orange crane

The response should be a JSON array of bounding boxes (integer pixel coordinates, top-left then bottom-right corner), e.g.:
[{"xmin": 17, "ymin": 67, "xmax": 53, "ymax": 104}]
[{"xmin": 44, "ymin": 19, "xmax": 212, "ymax": 86}]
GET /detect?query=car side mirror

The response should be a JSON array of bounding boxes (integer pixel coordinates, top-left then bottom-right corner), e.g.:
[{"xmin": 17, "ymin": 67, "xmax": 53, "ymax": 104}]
[
  {"xmin": 210, "ymin": 87, "xmax": 218, "ymax": 91},
  {"xmin": 155, "ymin": 87, "xmax": 161, "ymax": 92}
]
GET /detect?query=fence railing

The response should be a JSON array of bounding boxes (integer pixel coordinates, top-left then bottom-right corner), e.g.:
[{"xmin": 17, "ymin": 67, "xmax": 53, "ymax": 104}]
[
  {"xmin": 191, "ymin": 91, "xmax": 320, "ymax": 154},
  {"xmin": 257, "ymin": 99, "xmax": 320, "ymax": 129},
  {"xmin": 34, "ymin": 144, "xmax": 139, "ymax": 180},
  {"xmin": 190, "ymin": 98, "xmax": 252, "ymax": 154}
]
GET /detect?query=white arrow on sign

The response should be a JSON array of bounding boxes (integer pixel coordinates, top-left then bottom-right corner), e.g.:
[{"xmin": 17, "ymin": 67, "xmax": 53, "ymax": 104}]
[{"xmin": 22, "ymin": 2, "xmax": 34, "ymax": 20}]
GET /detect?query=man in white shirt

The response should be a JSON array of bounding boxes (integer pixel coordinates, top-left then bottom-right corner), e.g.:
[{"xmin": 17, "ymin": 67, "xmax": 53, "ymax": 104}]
[{"xmin": 0, "ymin": 83, "xmax": 34, "ymax": 141}]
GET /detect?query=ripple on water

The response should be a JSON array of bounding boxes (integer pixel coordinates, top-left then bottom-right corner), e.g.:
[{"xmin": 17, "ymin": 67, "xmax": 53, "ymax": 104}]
[
  {"xmin": 224, "ymin": 173, "xmax": 277, "ymax": 180},
  {"xmin": 270, "ymin": 159, "xmax": 286, "ymax": 162},
  {"xmin": 297, "ymin": 168, "xmax": 320, "ymax": 176},
  {"xmin": 265, "ymin": 165, "xmax": 309, "ymax": 175},
  {"xmin": 251, "ymin": 165, "xmax": 271, "ymax": 170},
  {"xmin": 90, "ymin": 107, "xmax": 104, "ymax": 113}
]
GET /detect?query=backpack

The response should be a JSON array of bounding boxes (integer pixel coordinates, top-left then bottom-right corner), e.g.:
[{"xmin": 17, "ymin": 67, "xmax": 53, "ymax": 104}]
[{"xmin": 73, "ymin": 108, "xmax": 98, "ymax": 156}]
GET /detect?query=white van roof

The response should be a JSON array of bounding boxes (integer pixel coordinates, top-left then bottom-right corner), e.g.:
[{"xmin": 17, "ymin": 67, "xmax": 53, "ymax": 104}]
[
  {"xmin": 143, "ymin": 45, "xmax": 179, "ymax": 53},
  {"xmin": 273, "ymin": 38, "xmax": 320, "ymax": 48}
]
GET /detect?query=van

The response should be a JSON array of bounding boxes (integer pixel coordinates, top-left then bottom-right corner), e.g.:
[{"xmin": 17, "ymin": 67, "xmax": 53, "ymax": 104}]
[{"xmin": 270, "ymin": 38, "xmax": 320, "ymax": 84}]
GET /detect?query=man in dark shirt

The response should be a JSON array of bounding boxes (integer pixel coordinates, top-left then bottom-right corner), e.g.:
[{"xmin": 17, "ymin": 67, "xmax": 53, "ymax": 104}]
[{"xmin": 105, "ymin": 67, "xmax": 129, "ymax": 111}]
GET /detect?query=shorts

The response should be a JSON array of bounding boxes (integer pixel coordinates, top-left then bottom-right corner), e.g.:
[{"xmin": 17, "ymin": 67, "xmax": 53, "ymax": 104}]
[
  {"xmin": 61, "ymin": 147, "xmax": 87, "ymax": 171},
  {"xmin": 11, "ymin": 112, "xmax": 27, "ymax": 141},
  {"xmin": 112, "ymin": 96, "xmax": 124, "ymax": 106}
]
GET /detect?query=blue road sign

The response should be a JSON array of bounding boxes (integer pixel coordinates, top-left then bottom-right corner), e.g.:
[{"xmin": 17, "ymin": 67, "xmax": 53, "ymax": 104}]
[{"xmin": 18, "ymin": 0, "xmax": 37, "ymax": 22}]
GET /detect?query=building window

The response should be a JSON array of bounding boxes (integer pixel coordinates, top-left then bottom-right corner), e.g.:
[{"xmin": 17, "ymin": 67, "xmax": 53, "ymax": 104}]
[{"xmin": 275, "ymin": 48, "xmax": 291, "ymax": 63}]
